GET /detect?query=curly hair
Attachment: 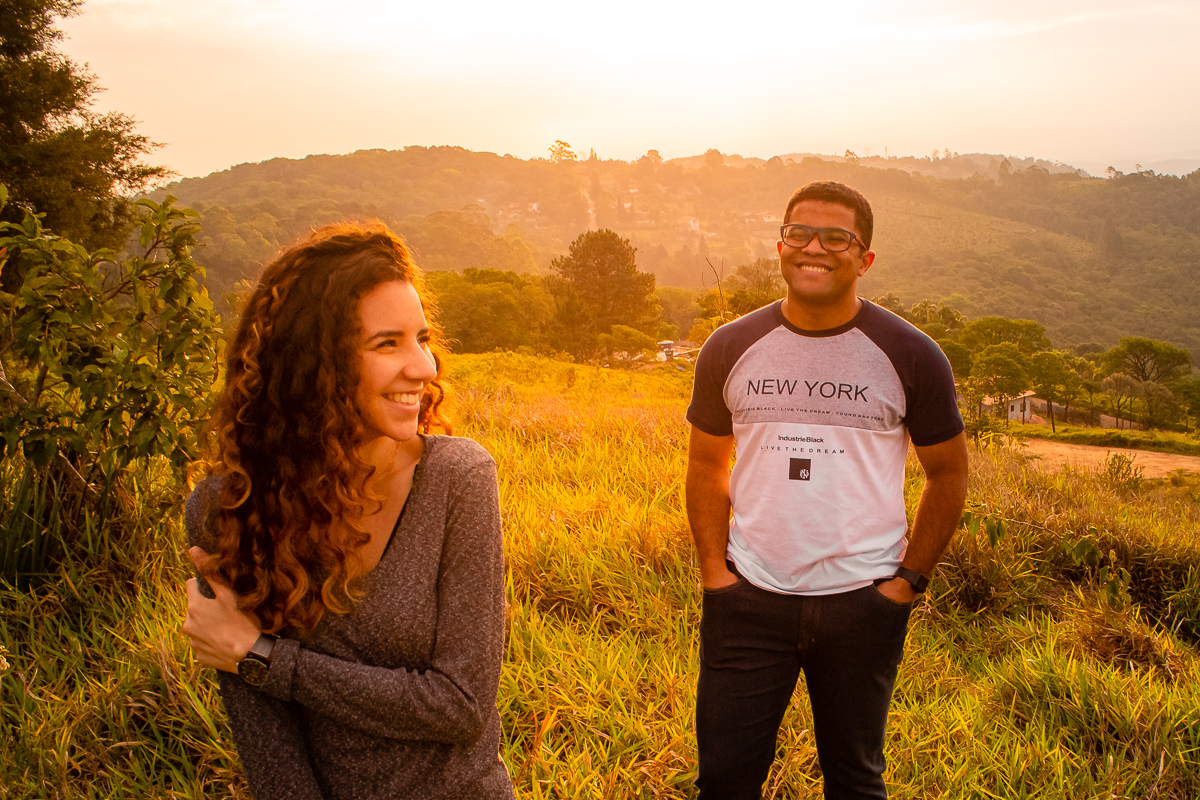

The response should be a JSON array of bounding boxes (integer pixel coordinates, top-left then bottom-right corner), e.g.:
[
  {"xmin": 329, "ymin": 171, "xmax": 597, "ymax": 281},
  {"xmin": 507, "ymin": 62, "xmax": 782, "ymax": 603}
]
[{"xmin": 203, "ymin": 222, "xmax": 451, "ymax": 636}]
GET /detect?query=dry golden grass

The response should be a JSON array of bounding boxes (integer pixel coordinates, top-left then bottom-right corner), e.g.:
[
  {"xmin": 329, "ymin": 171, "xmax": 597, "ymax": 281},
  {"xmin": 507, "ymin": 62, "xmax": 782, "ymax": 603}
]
[{"xmin": 2, "ymin": 352, "xmax": 1199, "ymax": 798}]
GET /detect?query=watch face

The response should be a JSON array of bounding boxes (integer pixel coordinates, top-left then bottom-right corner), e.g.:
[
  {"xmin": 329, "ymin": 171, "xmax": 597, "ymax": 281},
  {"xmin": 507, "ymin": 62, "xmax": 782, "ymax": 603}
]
[{"xmin": 238, "ymin": 657, "xmax": 270, "ymax": 687}]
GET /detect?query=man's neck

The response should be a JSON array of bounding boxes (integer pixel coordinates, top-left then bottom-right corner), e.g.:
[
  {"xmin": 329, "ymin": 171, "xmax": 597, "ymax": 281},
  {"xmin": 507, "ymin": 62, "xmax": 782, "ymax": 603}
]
[{"xmin": 780, "ymin": 295, "xmax": 863, "ymax": 331}]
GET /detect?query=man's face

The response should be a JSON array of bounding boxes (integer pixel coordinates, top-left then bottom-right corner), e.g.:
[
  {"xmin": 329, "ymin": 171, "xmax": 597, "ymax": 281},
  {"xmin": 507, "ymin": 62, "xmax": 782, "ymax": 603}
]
[{"xmin": 777, "ymin": 200, "xmax": 875, "ymax": 312}]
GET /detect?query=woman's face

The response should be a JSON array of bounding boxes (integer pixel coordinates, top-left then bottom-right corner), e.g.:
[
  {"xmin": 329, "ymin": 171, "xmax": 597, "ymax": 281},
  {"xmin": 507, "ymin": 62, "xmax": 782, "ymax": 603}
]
[{"xmin": 355, "ymin": 280, "xmax": 438, "ymax": 444}]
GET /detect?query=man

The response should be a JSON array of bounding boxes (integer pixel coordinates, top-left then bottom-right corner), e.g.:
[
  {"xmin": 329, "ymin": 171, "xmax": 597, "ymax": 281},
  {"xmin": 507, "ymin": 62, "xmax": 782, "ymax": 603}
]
[{"xmin": 686, "ymin": 181, "xmax": 968, "ymax": 799}]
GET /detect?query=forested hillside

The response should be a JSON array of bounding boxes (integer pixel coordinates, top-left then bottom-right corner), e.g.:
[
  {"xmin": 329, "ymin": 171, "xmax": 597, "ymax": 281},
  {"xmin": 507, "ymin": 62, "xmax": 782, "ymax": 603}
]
[{"xmin": 151, "ymin": 147, "xmax": 1200, "ymax": 355}]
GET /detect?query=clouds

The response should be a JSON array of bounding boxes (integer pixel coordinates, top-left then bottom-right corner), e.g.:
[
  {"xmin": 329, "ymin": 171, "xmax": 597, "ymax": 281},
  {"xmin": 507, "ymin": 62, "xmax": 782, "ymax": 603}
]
[{"xmin": 59, "ymin": 0, "xmax": 1200, "ymax": 178}]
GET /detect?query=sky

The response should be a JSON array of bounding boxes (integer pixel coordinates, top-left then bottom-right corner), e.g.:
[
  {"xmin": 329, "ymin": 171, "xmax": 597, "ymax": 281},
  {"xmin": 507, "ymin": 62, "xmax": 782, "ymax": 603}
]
[{"xmin": 58, "ymin": 0, "xmax": 1200, "ymax": 180}]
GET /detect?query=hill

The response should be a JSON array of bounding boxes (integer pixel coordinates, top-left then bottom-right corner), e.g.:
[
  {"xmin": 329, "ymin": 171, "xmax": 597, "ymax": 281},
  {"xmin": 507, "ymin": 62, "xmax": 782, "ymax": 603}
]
[{"xmin": 150, "ymin": 147, "xmax": 1200, "ymax": 355}]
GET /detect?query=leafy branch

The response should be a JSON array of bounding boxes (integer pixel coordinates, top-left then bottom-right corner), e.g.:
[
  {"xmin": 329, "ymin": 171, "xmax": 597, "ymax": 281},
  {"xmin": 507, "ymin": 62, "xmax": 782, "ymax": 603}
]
[{"xmin": 0, "ymin": 190, "xmax": 221, "ymax": 576}]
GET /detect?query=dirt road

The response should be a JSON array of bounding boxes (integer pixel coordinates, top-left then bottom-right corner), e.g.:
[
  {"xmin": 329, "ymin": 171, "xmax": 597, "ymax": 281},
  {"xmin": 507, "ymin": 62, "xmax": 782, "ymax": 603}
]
[{"xmin": 1019, "ymin": 438, "xmax": 1200, "ymax": 478}]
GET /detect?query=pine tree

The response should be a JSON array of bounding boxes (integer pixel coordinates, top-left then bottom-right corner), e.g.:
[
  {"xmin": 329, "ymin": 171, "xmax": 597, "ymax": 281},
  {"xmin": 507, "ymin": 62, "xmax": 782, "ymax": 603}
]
[
  {"xmin": 0, "ymin": 0, "xmax": 167, "ymax": 264},
  {"xmin": 549, "ymin": 229, "xmax": 658, "ymax": 355}
]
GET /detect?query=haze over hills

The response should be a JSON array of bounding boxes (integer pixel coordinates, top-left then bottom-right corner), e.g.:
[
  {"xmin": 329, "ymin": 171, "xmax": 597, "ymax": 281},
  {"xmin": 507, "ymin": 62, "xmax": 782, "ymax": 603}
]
[
  {"xmin": 151, "ymin": 146, "xmax": 1200, "ymax": 357},
  {"xmin": 669, "ymin": 151, "xmax": 1091, "ymax": 180},
  {"xmin": 1145, "ymin": 159, "xmax": 1200, "ymax": 178}
]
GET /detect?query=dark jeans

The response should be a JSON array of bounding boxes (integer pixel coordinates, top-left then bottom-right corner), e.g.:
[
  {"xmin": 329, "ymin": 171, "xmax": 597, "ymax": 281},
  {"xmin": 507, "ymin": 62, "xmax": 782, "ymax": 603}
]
[{"xmin": 695, "ymin": 569, "xmax": 913, "ymax": 800}]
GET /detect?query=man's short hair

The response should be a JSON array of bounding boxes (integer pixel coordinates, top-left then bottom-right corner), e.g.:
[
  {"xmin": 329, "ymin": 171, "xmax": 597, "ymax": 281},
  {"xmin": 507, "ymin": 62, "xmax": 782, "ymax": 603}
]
[{"xmin": 784, "ymin": 182, "xmax": 874, "ymax": 249}]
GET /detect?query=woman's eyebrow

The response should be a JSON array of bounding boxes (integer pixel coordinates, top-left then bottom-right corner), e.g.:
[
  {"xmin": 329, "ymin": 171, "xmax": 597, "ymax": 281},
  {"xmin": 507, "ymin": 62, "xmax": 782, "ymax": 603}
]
[{"xmin": 366, "ymin": 327, "xmax": 429, "ymax": 341}]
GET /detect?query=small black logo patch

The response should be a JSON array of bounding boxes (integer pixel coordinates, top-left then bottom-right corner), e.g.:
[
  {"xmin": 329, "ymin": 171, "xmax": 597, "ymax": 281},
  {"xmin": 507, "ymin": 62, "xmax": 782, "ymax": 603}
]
[{"xmin": 789, "ymin": 458, "xmax": 811, "ymax": 481}]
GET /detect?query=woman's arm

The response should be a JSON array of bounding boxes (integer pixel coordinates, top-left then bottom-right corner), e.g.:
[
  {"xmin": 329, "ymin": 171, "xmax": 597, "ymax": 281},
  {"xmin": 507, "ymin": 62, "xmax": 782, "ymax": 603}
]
[
  {"xmin": 254, "ymin": 458, "xmax": 506, "ymax": 743},
  {"xmin": 213, "ymin": 672, "xmax": 326, "ymax": 799},
  {"xmin": 184, "ymin": 483, "xmax": 325, "ymax": 800}
]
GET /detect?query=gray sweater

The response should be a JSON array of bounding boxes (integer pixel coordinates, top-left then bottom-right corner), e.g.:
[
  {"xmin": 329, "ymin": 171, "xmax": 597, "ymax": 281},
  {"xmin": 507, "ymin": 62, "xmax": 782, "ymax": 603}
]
[{"xmin": 186, "ymin": 435, "xmax": 515, "ymax": 800}]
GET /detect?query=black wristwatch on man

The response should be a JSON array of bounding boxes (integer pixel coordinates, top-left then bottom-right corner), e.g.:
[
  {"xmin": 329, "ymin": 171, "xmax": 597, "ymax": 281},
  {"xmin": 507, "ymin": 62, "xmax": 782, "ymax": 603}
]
[
  {"xmin": 237, "ymin": 633, "xmax": 278, "ymax": 687},
  {"xmin": 893, "ymin": 567, "xmax": 929, "ymax": 594}
]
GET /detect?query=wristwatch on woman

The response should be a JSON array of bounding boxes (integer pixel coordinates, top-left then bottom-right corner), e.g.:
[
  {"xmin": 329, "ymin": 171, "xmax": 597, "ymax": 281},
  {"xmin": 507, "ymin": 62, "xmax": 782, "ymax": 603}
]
[
  {"xmin": 894, "ymin": 567, "xmax": 929, "ymax": 593},
  {"xmin": 237, "ymin": 633, "xmax": 278, "ymax": 687}
]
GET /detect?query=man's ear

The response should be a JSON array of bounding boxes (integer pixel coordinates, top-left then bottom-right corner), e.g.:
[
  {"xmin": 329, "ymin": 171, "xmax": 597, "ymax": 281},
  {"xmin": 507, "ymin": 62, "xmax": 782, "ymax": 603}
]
[{"xmin": 857, "ymin": 250, "xmax": 876, "ymax": 277}]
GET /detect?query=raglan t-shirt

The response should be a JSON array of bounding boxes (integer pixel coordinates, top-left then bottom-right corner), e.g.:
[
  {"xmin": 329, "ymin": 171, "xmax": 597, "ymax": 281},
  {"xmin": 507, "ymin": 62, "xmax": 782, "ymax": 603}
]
[{"xmin": 687, "ymin": 299, "xmax": 963, "ymax": 596}]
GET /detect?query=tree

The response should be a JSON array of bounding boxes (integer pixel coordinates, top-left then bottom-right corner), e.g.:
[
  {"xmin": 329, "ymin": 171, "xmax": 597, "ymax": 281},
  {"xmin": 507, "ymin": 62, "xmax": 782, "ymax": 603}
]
[
  {"xmin": 891, "ymin": 298, "xmax": 964, "ymax": 333},
  {"xmin": 609, "ymin": 324, "xmax": 657, "ymax": 360},
  {"xmin": 959, "ymin": 316, "xmax": 1051, "ymax": 355},
  {"xmin": 969, "ymin": 343, "xmax": 1029, "ymax": 423},
  {"xmin": 1140, "ymin": 380, "xmax": 1181, "ymax": 430},
  {"xmin": 695, "ymin": 257, "xmax": 785, "ymax": 318},
  {"xmin": 425, "ymin": 270, "xmax": 552, "ymax": 353},
  {"xmin": 545, "ymin": 283, "xmax": 595, "ymax": 358},
  {"xmin": 0, "ymin": 0, "xmax": 167, "ymax": 259},
  {"xmin": 632, "ymin": 150, "xmax": 663, "ymax": 181},
  {"xmin": 704, "ymin": 149, "xmax": 724, "ymax": 169},
  {"xmin": 548, "ymin": 140, "xmax": 577, "ymax": 164},
  {"xmin": 656, "ymin": 286, "xmax": 701, "ymax": 342},
  {"xmin": 729, "ymin": 257, "xmax": 784, "ymax": 298},
  {"xmin": 1028, "ymin": 351, "xmax": 1070, "ymax": 432},
  {"xmin": 920, "ymin": 322, "xmax": 949, "ymax": 341},
  {"xmin": 908, "ymin": 299, "xmax": 940, "ymax": 324},
  {"xmin": 938, "ymin": 303, "xmax": 965, "ymax": 331},
  {"xmin": 689, "ymin": 315, "xmax": 724, "ymax": 345},
  {"xmin": 1102, "ymin": 337, "xmax": 1192, "ymax": 384},
  {"xmin": 1174, "ymin": 378, "xmax": 1200, "ymax": 432},
  {"xmin": 1081, "ymin": 379, "xmax": 1103, "ymax": 421},
  {"xmin": 1101, "ymin": 372, "xmax": 1139, "ymax": 430},
  {"xmin": 1060, "ymin": 369, "xmax": 1084, "ymax": 424},
  {"xmin": 871, "ymin": 292, "xmax": 910, "ymax": 320},
  {"xmin": 549, "ymin": 229, "xmax": 658, "ymax": 355},
  {"xmin": 936, "ymin": 339, "xmax": 971, "ymax": 382},
  {"xmin": 1055, "ymin": 352, "xmax": 1095, "ymax": 424}
]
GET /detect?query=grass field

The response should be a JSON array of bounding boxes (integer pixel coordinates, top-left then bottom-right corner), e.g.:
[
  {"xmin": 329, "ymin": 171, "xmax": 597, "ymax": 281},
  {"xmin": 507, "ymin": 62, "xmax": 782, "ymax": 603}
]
[{"xmin": 3, "ymin": 352, "xmax": 1200, "ymax": 798}]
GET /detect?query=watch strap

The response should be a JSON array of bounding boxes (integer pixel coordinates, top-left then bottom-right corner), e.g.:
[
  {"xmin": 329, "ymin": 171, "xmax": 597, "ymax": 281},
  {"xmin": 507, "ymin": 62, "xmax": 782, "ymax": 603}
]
[
  {"xmin": 237, "ymin": 633, "xmax": 278, "ymax": 687},
  {"xmin": 894, "ymin": 567, "xmax": 929, "ymax": 593},
  {"xmin": 247, "ymin": 632, "xmax": 277, "ymax": 661}
]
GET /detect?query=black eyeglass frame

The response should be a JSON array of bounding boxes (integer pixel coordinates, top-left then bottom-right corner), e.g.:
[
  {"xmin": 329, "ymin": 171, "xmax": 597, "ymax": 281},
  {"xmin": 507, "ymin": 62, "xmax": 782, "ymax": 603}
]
[{"xmin": 778, "ymin": 224, "xmax": 867, "ymax": 253}]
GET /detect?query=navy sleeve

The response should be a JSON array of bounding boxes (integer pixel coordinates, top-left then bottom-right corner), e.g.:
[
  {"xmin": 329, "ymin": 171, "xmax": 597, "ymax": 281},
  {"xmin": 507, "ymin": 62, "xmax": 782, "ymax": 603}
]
[
  {"xmin": 857, "ymin": 302, "xmax": 964, "ymax": 447},
  {"xmin": 904, "ymin": 335, "xmax": 964, "ymax": 446},
  {"xmin": 687, "ymin": 333, "xmax": 734, "ymax": 437},
  {"xmin": 686, "ymin": 303, "xmax": 785, "ymax": 437}
]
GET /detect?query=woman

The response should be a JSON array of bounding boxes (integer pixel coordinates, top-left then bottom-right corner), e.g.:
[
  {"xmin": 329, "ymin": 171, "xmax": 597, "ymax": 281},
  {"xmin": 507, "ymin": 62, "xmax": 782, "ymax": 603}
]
[{"xmin": 182, "ymin": 224, "xmax": 515, "ymax": 800}]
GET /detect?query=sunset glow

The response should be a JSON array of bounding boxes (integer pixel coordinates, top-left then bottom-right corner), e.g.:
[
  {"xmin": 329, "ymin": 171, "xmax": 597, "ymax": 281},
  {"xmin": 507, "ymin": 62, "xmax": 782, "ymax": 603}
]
[{"xmin": 61, "ymin": 0, "xmax": 1200, "ymax": 178}]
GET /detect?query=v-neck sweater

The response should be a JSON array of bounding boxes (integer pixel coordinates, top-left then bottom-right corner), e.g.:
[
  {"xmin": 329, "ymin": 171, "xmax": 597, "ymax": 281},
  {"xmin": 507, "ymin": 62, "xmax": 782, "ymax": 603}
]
[{"xmin": 185, "ymin": 435, "xmax": 514, "ymax": 800}]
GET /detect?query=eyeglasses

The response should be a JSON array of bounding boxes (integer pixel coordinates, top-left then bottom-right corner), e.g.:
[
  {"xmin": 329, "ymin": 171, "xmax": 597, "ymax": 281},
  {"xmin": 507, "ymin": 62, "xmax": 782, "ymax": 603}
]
[{"xmin": 779, "ymin": 224, "xmax": 866, "ymax": 252}]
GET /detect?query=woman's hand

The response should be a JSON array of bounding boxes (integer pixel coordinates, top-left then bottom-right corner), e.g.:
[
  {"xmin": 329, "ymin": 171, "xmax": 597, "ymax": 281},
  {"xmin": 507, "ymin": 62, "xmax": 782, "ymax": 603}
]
[{"xmin": 183, "ymin": 546, "xmax": 264, "ymax": 673}]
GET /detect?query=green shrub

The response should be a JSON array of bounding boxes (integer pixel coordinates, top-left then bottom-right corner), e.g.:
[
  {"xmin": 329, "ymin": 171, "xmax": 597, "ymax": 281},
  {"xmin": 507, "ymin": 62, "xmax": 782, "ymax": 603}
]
[{"xmin": 0, "ymin": 191, "xmax": 220, "ymax": 580}]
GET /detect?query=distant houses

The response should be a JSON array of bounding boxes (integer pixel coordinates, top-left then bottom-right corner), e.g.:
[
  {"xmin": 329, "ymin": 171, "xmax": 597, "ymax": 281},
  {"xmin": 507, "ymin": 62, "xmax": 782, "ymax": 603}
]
[{"xmin": 972, "ymin": 391, "xmax": 1143, "ymax": 430}]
